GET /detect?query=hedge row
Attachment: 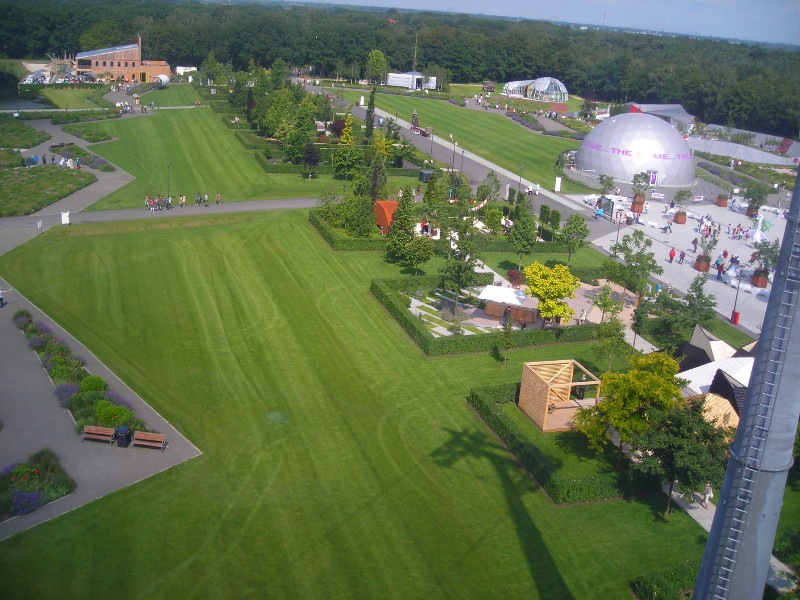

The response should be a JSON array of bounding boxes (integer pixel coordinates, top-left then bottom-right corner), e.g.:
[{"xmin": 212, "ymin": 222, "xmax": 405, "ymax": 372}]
[
  {"xmin": 236, "ymin": 131, "xmax": 268, "ymax": 149},
  {"xmin": 257, "ymin": 157, "xmax": 418, "ymax": 177},
  {"xmin": 309, "ymin": 210, "xmax": 388, "ymax": 250},
  {"xmin": 468, "ymin": 385, "xmax": 659, "ymax": 503},
  {"xmin": 221, "ymin": 116, "xmax": 252, "ymax": 130},
  {"xmin": 370, "ymin": 276, "xmax": 599, "ymax": 356}
]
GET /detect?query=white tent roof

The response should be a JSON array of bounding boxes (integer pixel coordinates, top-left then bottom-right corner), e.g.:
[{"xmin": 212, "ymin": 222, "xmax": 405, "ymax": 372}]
[
  {"xmin": 478, "ymin": 286, "xmax": 529, "ymax": 306},
  {"xmin": 680, "ymin": 357, "xmax": 754, "ymax": 397},
  {"xmin": 689, "ymin": 325, "xmax": 737, "ymax": 362}
]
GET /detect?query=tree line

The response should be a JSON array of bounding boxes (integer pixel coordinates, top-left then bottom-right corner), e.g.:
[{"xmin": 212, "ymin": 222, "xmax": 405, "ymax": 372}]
[{"xmin": 1, "ymin": 0, "xmax": 798, "ymax": 136}]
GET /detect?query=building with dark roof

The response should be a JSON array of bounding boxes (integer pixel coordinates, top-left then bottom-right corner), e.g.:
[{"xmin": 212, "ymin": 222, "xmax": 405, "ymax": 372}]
[{"xmin": 74, "ymin": 35, "xmax": 170, "ymax": 83}]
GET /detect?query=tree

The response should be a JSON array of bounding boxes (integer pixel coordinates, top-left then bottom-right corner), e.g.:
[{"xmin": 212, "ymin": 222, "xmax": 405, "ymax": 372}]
[
  {"xmin": 591, "ymin": 284, "xmax": 623, "ymax": 322},
  {"xmin": 294, "ymin": 95, "xmax": 318, "ymax": 138},
  {"xmin": 557, "ymin": 214, "xmax": 589, "ymax": 262},
  {"xmin": 523, "ymin": 262, "xmax": 580, "ymax": 322},
  {"xmin": 580, "ymin": 94, "xmax": 597, "ymax": 120},
  {"xmin": 368, "ymin": 152, "xmax": 387, "ymax": 202},
  {"xmin": 548, "ymin": 209, "xmax": 561, "ymax": 231},
  {"xmin": 629, "ymin": 398, "xmax": 729, "ymax": 517},
  {"xmin": 365, "ymin": 86, "xmax": 376, "ymax": 138},
  {"xmin": 270, "ymin": 57, "xmax": 289, "ymax": 90},
  {"xmin": 385, "ymin": 187, "xmax": 416, "ymax": 263},
  {"xmin": 423, "ymin": 173, "xmax": 447, "ymax": 217},
  {"xmin": 592, "ymin": 316, "xmax": 628, "ymax": 373},
  {"xmin": 632, "ymin": 172, "xmax": 650, "ymax": 199},
  {"xmin": 342, "ymin": 189, "xmax": 374, "ymax": 237},
  {"xmin": 752, "ymin": 238, "xmax": 781, "ymax": 274},
  {"xmin": 607, "ymin": 229, "xmax": 664, "ymax": 301},
  {"xmin": 675, "ymin": 274, "xmax": 716, "ymax": 330},
  {"xmin": 340, "ymin": 112, "xmax": 354, "ymax": 145},
  {"xmin": 573, "ymin": 353, "xmax": 683, "ymax": 455},
  {"xmin": 501, "ymin": 317, "xmax": 514, "ymax": 366},
  {"xmin": 538, "ymin": 204, "xmax": 551, "ymax": 227},
  {"xmin": 745, "ymin": 182, "xmax": 771, "ymax": 213},
  {"xmin": 302, "ymin": 143, "xmax": 321, "ymax": 179},
  {"xmin": 365, "ymin": 49, "xmax": 388, "ymax": 84},
  {"xmin": 403, "ymin": 236, "xmax": 435, "ymax": 276},
  {"xmin": 79, "ymin": 21, "xmax": 125, "ymax": 51},
  {"xmin": 599, "ymin": 174, "xmax": 615, "ymax": 198},
  {"xmin": 284, "ymin": 128, "xmax": 309, "ymax": 165},
  {"xmin": 332, "ymin": 148, "xmax": 362, "ymax": 179},
  {"xmin": 673, "ymin": 189, "xmax": 693, "ymax": 208},
  {"xmin": 476, "ymin": 171, "xmax": 501, "ymax": 203},
  {"xmin": 508, "ymin": 211, "xmax": 537, "ymax": 270},
  {"xmin": 439, "ymin": 213, "xmax": 481, "ymax": 308}
]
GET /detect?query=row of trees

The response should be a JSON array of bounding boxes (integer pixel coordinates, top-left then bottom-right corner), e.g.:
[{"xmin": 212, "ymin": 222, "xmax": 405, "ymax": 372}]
[{"xmin": 1, "ymin": 1, "xmax": 798, "ymax": 136}]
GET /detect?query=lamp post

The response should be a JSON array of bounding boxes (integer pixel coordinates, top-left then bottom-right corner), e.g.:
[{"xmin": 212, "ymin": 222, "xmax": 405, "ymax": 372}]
[
  {"xmin": 345, "ymin": 154, "xmax": 350, "ymax": 182},
  {"xmin": 429, "ymin": 128, "xmax": 434, "ymax": 158},
  {"xmin": 518, "ymin": 164, "xmax": 524, "ymax": 195},
  {"xmin": 460, "ymin": 148, "xmax": 464, "ymax": 173},
  {"xmin": 166, "ymin": 160, "xmax": 171, "ymax": 198},
  {"xmin": 731, "ymin": 265, "xmax": 743, "ymax": 324},
  {"xmin": 615, "ymin": 211, "xmax": 623, "ymax": 245},
  {"xmin": 449, "ymin": 133, "xmax": 455, "ymax": 170}
]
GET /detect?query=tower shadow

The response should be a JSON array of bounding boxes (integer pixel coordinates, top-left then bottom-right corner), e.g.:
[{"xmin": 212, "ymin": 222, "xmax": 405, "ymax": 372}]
[{"xmin": 430, "ymin": 427, "xmax": 576, "ymax": 600}]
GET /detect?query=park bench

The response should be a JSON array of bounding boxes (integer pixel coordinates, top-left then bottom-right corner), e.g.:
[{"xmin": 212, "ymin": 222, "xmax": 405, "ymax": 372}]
[
  {"xmin": 131, "ymin": 431, "xmax": 167, "ymax": 452},
  {"xmin": 81, "ymin": 425, "xmax": 116, "ymax": 445}
]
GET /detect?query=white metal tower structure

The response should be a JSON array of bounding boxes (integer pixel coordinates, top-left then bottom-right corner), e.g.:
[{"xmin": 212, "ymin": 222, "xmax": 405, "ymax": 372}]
[{"xmin": 694, "ymin": 188, "xmax": 800, "ymax": 598}]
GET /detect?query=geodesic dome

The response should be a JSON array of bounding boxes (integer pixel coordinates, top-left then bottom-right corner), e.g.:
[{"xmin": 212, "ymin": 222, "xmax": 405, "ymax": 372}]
[
  {"xmin": 501, "ymin": 77, "xmax": 568, "ymax": 102},
  {"xmin": 575, "ymin": 113, "xmax": 694, "ymax": 186}
]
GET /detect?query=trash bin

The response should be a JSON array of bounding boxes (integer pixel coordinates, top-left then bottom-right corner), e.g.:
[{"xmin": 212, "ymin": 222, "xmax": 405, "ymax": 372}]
[
  {"xmin": 116, "ymin": 426, "xmax": 131, "ymax": 448},
  {"xmin": 731, "ymin": 311, "xmax": 741, "ymax": 326}
]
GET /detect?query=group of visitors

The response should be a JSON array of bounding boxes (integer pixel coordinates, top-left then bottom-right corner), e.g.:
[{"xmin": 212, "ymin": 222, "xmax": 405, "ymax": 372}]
[
  {"xmin": 143, "ymin": 193, "xmax": 223, "ymax": 211},
  {"xmin": 20, "ymin": 154, "xmax": 79, "ymax": 169}
]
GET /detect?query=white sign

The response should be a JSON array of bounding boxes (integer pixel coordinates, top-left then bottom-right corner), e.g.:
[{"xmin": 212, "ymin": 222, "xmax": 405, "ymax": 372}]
[
  {"xmin": 61, "ymin": 212, "xmax": 70, "ymax": 225},
  {"xmin": 651, "ymin": 192, "xmax": 665, "ymax": 199},
  {"xmin": 554, "ymin": 176, "xmax": 562, "ymax": 192}
]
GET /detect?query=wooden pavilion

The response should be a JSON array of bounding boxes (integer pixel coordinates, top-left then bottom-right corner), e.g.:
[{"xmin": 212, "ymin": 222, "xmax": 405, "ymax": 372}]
[{"xmin": 518, "ymin": 360, "xmax": 601, "ymax": 432}]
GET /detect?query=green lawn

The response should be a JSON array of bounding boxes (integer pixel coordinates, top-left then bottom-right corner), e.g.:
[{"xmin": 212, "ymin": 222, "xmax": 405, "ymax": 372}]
[
  {"xmin": 482, "ymin": 247, "xmax": 608, "ymax": 274},
  {"xmin": 140, "ymin": 83, "xmax": 201, "ymax": 107},
  {"xmin": 40, "ymin": 87, "xmax": 108, "ymax": 109},
  {"xmin": 83, "ymin": 108, "xmax": 417, "ymax": 210},
  {"xmin": 336, "ymin": 90, "xmax": 592, "ymax": 194},
  {"xmin": 0, "ymin": 210, "xmax": 707, "ymax": 599},
  {"xmin": 642, "ymin": 316, "xmax": 756, "ymax": 351}
]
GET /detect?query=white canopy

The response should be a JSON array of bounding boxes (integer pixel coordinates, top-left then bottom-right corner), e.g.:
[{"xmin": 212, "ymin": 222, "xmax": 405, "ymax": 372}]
[{"xmin": 478, "ymin": 286, "xmax": 529, "ymax": 306}]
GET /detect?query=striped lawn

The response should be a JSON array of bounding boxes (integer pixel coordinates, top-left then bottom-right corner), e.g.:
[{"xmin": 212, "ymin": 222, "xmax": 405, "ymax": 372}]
[{"xmin": 0, "ymin": 211, "xmax": 706, "ymax": 599}]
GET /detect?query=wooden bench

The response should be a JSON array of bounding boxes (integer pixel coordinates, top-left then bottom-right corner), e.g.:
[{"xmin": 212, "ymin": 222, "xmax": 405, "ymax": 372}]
[
  {"xmin": 131, "ymin": 431, "xmax": 167, "ymax": 452},
  {"xmin": 81, "ymin": 425, "xmax": 116, "ymax": 445}
]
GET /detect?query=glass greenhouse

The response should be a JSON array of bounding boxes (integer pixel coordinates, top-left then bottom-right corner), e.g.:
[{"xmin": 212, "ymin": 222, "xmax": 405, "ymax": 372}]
[{"xmin": 501, "ymin": 77, "xmax": 569, "ymax": 102}]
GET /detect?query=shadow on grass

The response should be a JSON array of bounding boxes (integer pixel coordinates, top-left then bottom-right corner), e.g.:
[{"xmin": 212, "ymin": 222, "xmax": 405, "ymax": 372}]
[
  {"xmin": 496, "ymin": 259, "xmax": 517, "ymax": 272},
  {"xmin": 489, "ymin": 345, "xmax": 504, "ymax": 364},
  {"xmin": 431, "ymin": 428, "xmax": 575, "ymax": 600},
  {"xmin": 551, "ymin": 431, "xmax": 617, "ymax": 472}
]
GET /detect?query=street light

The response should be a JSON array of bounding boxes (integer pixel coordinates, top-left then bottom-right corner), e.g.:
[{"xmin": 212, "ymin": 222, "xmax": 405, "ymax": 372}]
[
  {"xmin": 166, "ymin": 160, "xmax": 171, "ymax": 198},
  {"xmin": 429, "ymin": 128, "xmax": 434, "ymax": 157},
  {"xmin": 518, "ymin": 164, "xmax": 524, "ymax": 195},
  {"xmin": 345, "ymin": 154, "xmax": 350, "ymax": 182},
  {"xmin": 449, "ymin": 133, "xmax": 455, "ymax": 170},
  {"xmin": 460, "ymin": 148, "xmax": 464, "ymax": 173},
  {"xmin": 731, "ymin": 265, "xmax": 744, "ymax": 324}
]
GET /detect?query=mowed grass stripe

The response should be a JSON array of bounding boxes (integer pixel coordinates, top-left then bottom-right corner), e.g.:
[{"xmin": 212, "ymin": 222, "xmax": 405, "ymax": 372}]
[{"xmin": 0, "ymin": 211, "xmax": 707, "ymax": 599}]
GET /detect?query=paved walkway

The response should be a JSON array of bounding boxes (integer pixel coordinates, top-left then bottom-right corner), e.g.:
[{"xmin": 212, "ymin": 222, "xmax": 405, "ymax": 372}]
[
  {"xmin": 0, "ymin": 288, "xmax": 203, "ymax": 541},
  {"xmin": 664, "ymin": 485, "xmax": 794, "ymax": 592}
]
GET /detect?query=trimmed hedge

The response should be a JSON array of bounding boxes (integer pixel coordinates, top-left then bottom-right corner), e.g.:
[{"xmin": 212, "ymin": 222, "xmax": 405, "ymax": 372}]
[
  {"xmin": 236, "ymin": 131, "xmax": 268, "ymax": 149},
  {"xmin": 630, "ymin": 560, "xmax": 700, "ymax": 600},
  {"xmin": 370, "ymin": 274, "xmax": 599, "ymax": 356},
  {"xmin": 468, "ymin": 384, "xmax": 659, "ymax": 503},
  {"xmin": 309, "ymin": 210, "xmax": 388, "ymax": 250}
]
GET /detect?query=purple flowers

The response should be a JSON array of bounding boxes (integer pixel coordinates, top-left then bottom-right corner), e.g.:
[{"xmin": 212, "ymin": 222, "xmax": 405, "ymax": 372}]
[
  {"xmin": 106, "ymin": 391, "xmax": 134, "ymax": 411},
  {"xmin": 54, "ymin": 382, "xmax": 80, "ymax": 404},
  {"xmin": 12, "ymin": 490, "xmax": 42, "ymax": 515},
  {"xmin": 1, "ymin": 463, "xmax": 19, "ymax": 477},
  {"xmin": 35, "ymin": 321, "xmax": 53, "ymax": 336},
  {"xmin": 28, "ymin": 336, "xmax": 45, "ymax": 351},
  {"xmin": 13, "ymin": 314, "xmax": 31, "ymax": 329}
]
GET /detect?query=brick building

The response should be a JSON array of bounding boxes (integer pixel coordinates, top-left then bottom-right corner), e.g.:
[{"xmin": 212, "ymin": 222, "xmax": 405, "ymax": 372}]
[{"xmin": 75, "ymin": 35, "xmax": 170, "ymax": 83}]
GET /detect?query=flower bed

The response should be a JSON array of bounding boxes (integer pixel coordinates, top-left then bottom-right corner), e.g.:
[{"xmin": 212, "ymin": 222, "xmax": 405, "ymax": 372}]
[
  {"xmin": 0, "ymin": 449, "xmax": 76, "ymax": 521},
  {"xmin": 13, "ymin": 310, "xmax": 150, "ymax": 434}
]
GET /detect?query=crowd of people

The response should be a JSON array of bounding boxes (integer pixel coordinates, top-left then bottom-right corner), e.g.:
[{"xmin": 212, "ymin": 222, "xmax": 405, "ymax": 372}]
[
  {"xmin": 20, "ymin": 154, "xmax": 80, "ymax": 169},
  {"xmin": 145, "ymin": 193, "xmax": 222, "ymax": 211}
]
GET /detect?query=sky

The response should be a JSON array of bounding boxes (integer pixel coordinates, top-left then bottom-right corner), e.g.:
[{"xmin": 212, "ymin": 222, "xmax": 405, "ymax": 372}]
[{"xmin": 290, "ymin": 0, "xmax": 800, "ymax": 46}]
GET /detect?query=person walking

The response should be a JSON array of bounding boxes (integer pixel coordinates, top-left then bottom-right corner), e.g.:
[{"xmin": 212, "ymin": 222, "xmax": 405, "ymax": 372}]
[
  {"xmin": 678, "ymin": 251, "xmax": 686, "ymax": 264},
  {"xmin": 716, "ymin": 262, "xmax": 725, "ymax": 281},
  {"xmin": 669, "ymin": 248, "xmax": 676, "ymax": 263},
  {"xmin": 644, "ymin": 201, "xmax": 650, "ymax": 214},
  {"xmin": 195, "ymin": 193, "xmax": 201, "ymax": 207},
  {"xmin": 203, "ymin": 193, "xmax": 209, "ymax": 207},
  {"xmin": 692, "ymin": 237, "xmax": 699, "ymax": 253},
  {"xmin": 702, "ymin": 484, "xmax": 713, "ymax": 509},
  {"xmin": 578, "ymin": 309, "xmax": 587, "ymax": 325},
  {"xmin": 0, "ymin": 287, "xmax": 10, "ymax": 307},
  {"xmin": 216, "ymin": 193, "xmax": 222, "ymax": 206}
]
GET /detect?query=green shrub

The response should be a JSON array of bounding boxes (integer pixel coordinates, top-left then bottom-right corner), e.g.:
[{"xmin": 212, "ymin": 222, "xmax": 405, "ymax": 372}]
[
  {"xmin": 630, "ymin": 559, "xmax": 700, "ymax": 600},
  {"xmin": 94, "ymin": 399, "xmax": 137, "ymax": 428},
  {"xmin": 309, "ymin": 210, "xmax": 388, "ymax": 250},
  {"xmin": 80, "ymin": 375, "xmax": 107, "ymax": 393}
]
